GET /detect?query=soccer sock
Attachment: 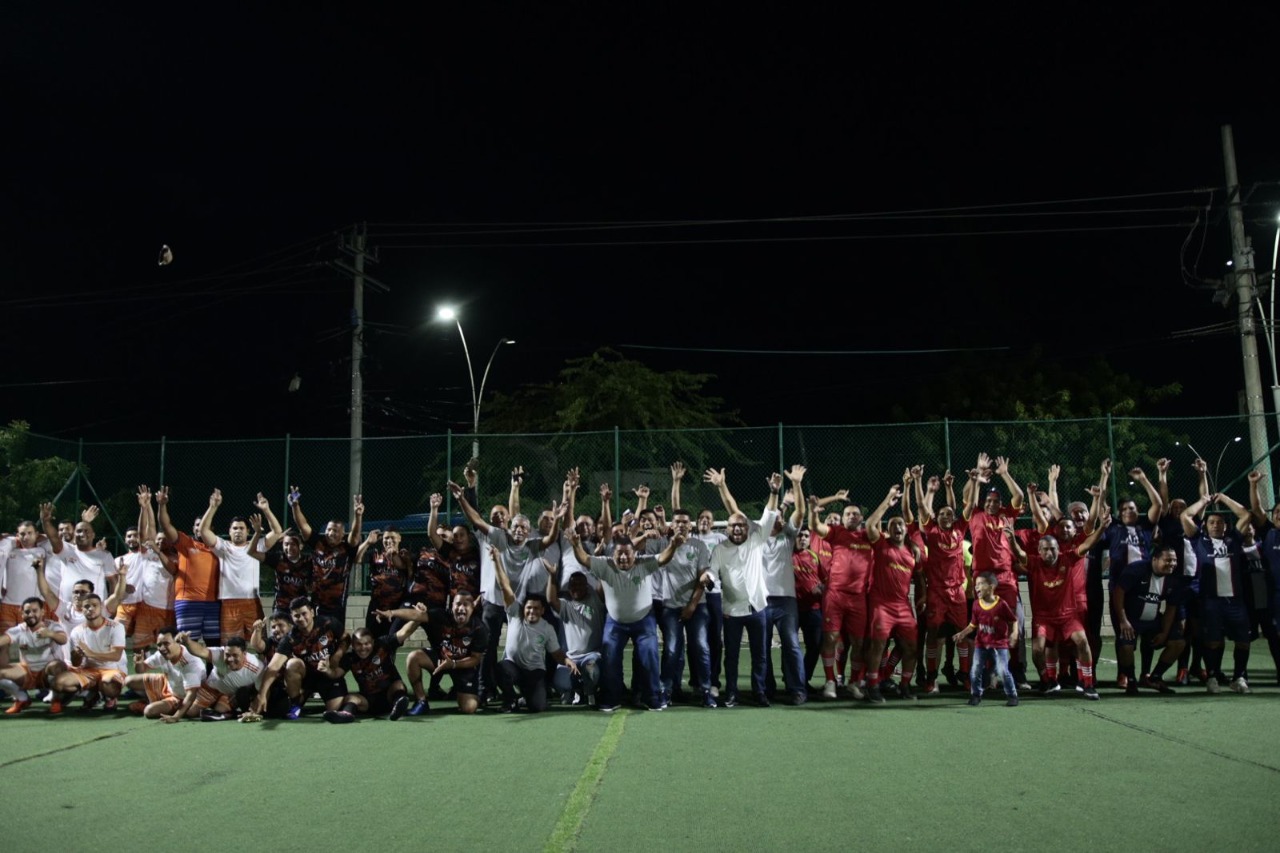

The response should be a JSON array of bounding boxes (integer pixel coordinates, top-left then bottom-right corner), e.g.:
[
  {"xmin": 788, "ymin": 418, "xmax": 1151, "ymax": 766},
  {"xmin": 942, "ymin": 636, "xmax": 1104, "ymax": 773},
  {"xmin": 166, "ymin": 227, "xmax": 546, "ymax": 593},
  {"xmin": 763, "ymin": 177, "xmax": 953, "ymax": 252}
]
[
  {"xmin": 850, "ymin": 662, "xmax": 865, "ymax": 684},
  {"xmin": 957, "ymin": 643, "xmax": 970, "ymax": 678},
  {"xmin": 1044, "ymin": 662, "xmax": 1058, "ymax": 683},
  {"xmin": 0, "ymin": 678, "xmax": 19, "ymax": 700},
  {"xmin": 341, "ymin": 701, "xmax": 357, "ymax": 715},
  {"xmin": 1079, "ymin": 664, "xmax": 1094, "ymax": 688},
  {"xmin": 822, "ymin": 654, "xmax": 836, "ymax": 683},
  {"xmin": 836, "ymin": 640, "xmax": 848, "ymax": 679},
  {"xmin": 1178, "ymin": 638, "xmax": 1192, "ymax": 669},
  {"xmin": 925, "ymin": 644, "xmax": 939, "ymax": 679},
  {"xmin": 1233, "ymin": 646, "xmax": 1250, "ymax": 680},
  {"xmin": 1203, "ymin": 646, "xmax": 1224, "ymax": 679},
  {"xmin": 945, "ymin": 636, "xmax": 956, "ymax": 669},
  {"xmin": 1139, "ymin": 636, "xmax": 1154, "ymax": 675},
  {"xmin": 1152, "ymin": 659, "xmax": 1173, "ymax": 678},
  {"xmin": 866, "ymin": 669, "xmax": 880, "ymax": 687}
]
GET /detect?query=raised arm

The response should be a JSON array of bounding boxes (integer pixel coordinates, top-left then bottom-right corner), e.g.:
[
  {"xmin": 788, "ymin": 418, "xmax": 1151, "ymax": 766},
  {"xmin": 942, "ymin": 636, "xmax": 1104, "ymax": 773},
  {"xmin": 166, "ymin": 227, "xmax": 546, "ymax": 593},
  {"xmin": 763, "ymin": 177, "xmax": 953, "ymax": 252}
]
[
  {"xmin": 199, "ymin": 489, "xmax": 222, "ymax": 548},
  {"xmin": 1156, "ymin": 458, "xmax": 1173, "ymax": 513},
  {"xmin": 1025, "ymin": 482, "xmax": 1049, "ymax": 534},
  {"xmin": 1192, "ymin": 458, "xmax": 1210, "ymax": 502},
  {"xmin": 538, "ymin": 501, "xmax": 565, "ymax": 549},
  {"xmin": 1046, "ymin": 464, "xmax": 1062, "ymax": 514},
  {"xmin": 427, "ymin": 492, "xmax": 445, "ymax": 550},
  {"xmin": 1216, "ymin": 491, "xmax": 1252, "ymax": 532},
  {"xmin": 509, "ymin": 466, "xmax": 524, "ymax": 519},
  {"xmin": 995, "ymin": 456, "xmax": 1024, "ymax": 510},
  {"xmin": 492, "ymin": 544, "xmax": 516, "ymax": 608},
  {"xmin": 1004, "ymin": 524, "xmax": 1027, "ymax": 570},
  {"xmin": 348, "ymin": 494, "xmax": 364, "ymax": 546},
  {"xmin": 39, "ymin": 502, "xmax": 63, "ymax": 555},
  {"xmin": 155, "ymin": 486, "xmax": 179, "ymax": 543},
  {"xmin": 786, "ymin": 465, "xmax": 806, "ymax": 528},
  {"xmin": 598, "ymin": 482, "xmax": 613, "ymax": 535},
  {"xmin": 900, "ymin": 467, "xmax": 918, "ymax": 526},
  {"xmin": 32, "ymin": 554, "xmax": 59, "ymax": 612},
  {"xmin": 1129, "ymin": 467, "xmax": 1163, "ymax": 525},
  {"xmin": 1248, "ymin": 470, "xmax": 1268, "ymax": 529},
  {"xmin": 1181, "ymin": 495, "xmax": 1210, "ymax": 538},
  {"xmin": 176, "ymin": 631, "xmax": 212, "ymax": 663},
  {"xmin": 356, "ymin": 529, "xmax": 380, "ymax": 564},
  {"xmin": 962, "ymin": 469, "xmax": 981, "ymax": 521},
  {"xmin": 448, "ymin": 481, "xmax": 493, "ymax": 536},
  {"xmin": 864, "ymin": 484, "xmax": 902, "ymax": 544},
  {"xmin": 288, "ymin": 486, "xmax": 312, "ymax": 540},
  {"xmin": 814, "ymin": 489, "xmax": 851, "ymax": 510},
  {"xmin": 703, "ymin": 468, "xmax": 742, "ymax": 518},
  {"xmin": 919, "ymin": 475, "xmax": 939, "ymax": 526},
  {"xmin": 669, "ymin": 462, "xmax": 685, "ymax": 511},
  {"xmin": 254, "ymin": 493, "xmax": 285, "ymax": 550},
  {"xmin": 565, "ymin": 467, "xmax": 580, "ymax": 528},
  {"xmin": 943, "ymin": 470, "xmax": 957, "ymax": 516},
  {"xmin": 137, "ymin": 485, "xmax": 154, "ymax": 543},
  {"xmin": 807, "ymin": 496, "xmax": 830, "ymax": 538}
]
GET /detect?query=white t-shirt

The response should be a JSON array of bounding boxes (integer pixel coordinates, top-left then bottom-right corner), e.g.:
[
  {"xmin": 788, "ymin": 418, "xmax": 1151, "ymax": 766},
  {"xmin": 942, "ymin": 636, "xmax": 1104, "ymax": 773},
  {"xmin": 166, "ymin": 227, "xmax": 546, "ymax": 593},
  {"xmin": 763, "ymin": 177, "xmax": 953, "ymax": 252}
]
[
  {"xmin": 761, "ymin": 523, "xmax": 800, "ymax": 597},
  {"xmin": 69, "ymin": 619, "xmax": 127, "ymax": 671},
  {"xmin": 134, "ymin": 552, "xmax": 174, "ymax": 610},
  {"xmin": 206, "ymin": 646, "xmax": 265, "ymax": 692},
  {"xmin": 1, "ymin": 538, "xmax": 55, "ymax": 605},
  {"xmin": 143, "ymin": 648, "xmax": 205, "ymax": 699},
  {"xmin": 694, "ymin": 531, "xmax": 727, "ymax": 593},
  {"xmin": 47, "ymin": 545, "xmax": 117, "ymax": 606},
  {"xmin": 5, "ymin": 619, "xmax": 66, "ymax": 671},
  {"xmin": 211, "ymin": 539, "xmax": 260, "ymax": 600},
  {"xmin": 706, "ymin": 509, "xmax": 777, "ymax": 617}
]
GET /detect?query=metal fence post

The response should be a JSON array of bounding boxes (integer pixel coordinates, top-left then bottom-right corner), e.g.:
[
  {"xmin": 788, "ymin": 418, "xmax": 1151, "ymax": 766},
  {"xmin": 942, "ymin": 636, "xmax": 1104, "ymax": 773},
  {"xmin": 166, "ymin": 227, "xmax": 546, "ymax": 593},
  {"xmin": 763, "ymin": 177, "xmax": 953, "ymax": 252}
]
[
  {"xmin": 282, "ymin": 433, "xmax": 291, "ymax": 505},
  {"xmin": 446, "ymin": 429, "xmax": 453, "ymax": 518},
  {"xmin": 613, "ymin": 426, "xmax": 621, "ymax": 518},
  {"xmin": 943, "ymin": 417, "xmax": 952, "ymax": 473},
  {"xmin": 159, "ymin": 435, "xmax": 167, "ymax": 485},
  {"xmin": 777, "ymin": 422, "xmax": 785, "ymax": 473},
  {"xmin": 76, "ymin": 438, "xmax": 83, "ymax": 509},
  {"xmin": 1106, "ymin": 413, "xmax": 1118, "ymax": 511}
]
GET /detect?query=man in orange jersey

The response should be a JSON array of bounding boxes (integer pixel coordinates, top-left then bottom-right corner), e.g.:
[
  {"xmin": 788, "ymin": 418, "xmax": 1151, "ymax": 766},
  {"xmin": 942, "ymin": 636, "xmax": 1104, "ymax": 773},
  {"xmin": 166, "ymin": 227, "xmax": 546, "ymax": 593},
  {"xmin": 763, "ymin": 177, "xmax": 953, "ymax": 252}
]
[{"xmin": 156, "ymin": 486, "xmax": 222, "ymax": 643}]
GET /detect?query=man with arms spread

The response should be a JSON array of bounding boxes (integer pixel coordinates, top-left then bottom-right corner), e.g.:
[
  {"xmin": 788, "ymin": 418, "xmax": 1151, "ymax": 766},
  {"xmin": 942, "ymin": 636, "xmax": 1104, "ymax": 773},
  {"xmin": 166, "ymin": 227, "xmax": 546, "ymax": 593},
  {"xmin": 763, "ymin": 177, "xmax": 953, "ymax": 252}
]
[
  {"xmin": 386, "ymin": 589, "xmax": 489, "ymax": 716},
  {"xmin": 320, "ymin": 626, "xmax": 410, "ymax": 723},
  {"xmin": 807, "ymin": 494, "xmax": 873, "ymax": 700},
  {"xmin": 915, "ymin": 473, "xmax": 971, "ymax": 694},
  {"xmin": 199, "ymin": 490, "xmax": 275, "ymax": 641},
  {"xmin": 250, "ymin": 596, "xmax": 348, "ymax": 720},
  {"xmin": 290, "ymin": 489, "xmax": 363, "ymax": 625},
  {"xmin": 861, "ymin": 485, "xmax": 924, "ymax": 703},
  {"xmin": 655, "ymin": 507, "xmax": 714, "ymax": 707}
]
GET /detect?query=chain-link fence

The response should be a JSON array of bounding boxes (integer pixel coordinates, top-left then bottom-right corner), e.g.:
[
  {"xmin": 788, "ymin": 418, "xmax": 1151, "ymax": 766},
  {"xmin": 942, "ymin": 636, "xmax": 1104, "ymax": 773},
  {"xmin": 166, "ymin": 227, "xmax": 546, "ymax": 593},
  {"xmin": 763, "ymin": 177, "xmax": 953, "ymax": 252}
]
[{"xmin": 11, "ymin": 414, "xmax": 1279, "ymax": 588}]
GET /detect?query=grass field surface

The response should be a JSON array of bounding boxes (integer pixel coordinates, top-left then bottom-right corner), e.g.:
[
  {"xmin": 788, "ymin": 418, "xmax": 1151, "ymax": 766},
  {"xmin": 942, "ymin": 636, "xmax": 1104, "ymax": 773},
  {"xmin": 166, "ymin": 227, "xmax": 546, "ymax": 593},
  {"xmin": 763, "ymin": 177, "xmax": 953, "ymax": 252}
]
[{"xmin": 3, "ymin": 653, "xmax": 1278, "ymax": 853}]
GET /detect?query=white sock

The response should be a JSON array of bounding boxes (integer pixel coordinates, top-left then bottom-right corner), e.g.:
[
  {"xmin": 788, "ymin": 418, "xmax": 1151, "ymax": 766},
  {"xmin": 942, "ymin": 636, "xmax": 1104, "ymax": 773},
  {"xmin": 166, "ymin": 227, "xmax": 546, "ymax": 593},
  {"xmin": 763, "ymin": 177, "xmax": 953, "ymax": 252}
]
[{"xmin": 0, "ymin": 678, "xmax": 23, "ymax": 700}]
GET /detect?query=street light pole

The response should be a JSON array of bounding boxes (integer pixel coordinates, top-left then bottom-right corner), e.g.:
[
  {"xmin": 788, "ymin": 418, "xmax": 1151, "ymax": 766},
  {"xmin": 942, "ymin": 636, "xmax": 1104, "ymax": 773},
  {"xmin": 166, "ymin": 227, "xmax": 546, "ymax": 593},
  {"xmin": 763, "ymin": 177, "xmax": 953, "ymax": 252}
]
[{"xmin": 437, "ymin": 307, "xmax": 514, "ymax": 459}]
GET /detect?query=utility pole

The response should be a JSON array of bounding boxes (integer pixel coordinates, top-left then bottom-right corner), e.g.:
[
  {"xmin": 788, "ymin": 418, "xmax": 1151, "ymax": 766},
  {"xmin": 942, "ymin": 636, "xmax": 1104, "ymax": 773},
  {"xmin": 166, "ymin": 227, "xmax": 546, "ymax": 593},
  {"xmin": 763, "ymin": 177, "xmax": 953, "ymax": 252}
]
[
  {"xmin": 1221, "ymin": 124, "xmax": 1274, "ymax": 505},
  {"xmin": 347, "ymin": 224, "xmax": 368, "ymax": 504}
]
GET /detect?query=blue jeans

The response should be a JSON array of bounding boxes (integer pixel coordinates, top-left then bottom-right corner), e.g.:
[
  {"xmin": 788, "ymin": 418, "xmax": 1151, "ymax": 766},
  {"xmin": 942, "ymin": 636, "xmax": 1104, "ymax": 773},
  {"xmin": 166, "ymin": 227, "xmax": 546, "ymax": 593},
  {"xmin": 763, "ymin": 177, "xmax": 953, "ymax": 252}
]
[
  {"xmin": 705, "ymin": 592, "xmax": 724, "ymax": 688},
  {"xmin": 970, "ymin": 647, "xmax": 1017, "ymax": 698},
  {"xmin": 764, "ymin": 596, "xmax": 807, "ymax": 695},
  {"xmin": 660, "ymin": 603, "xmax": 711, "ymax": 694},
  {"xmin": 723, "ymin": 609, "xmax": 768, "ymax": 697},
  {"xmin": 799, "ymin": 606, "xmax": 823, "ymax": 684},
  {"xmin": 553, "ymin": 651, "xmax": 602, "ymax": 700},
  {"xmin": 602, "ymin": 612, "xmax": 661, "ymax": 708}
]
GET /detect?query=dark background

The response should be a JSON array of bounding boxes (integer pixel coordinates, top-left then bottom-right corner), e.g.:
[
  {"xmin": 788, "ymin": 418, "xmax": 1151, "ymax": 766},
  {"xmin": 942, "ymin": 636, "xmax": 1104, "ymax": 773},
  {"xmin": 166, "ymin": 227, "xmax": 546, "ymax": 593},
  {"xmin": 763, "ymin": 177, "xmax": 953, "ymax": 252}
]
[{"xmin": 6, "ymin": 5, "xmax": 1280, "ymax": 440}]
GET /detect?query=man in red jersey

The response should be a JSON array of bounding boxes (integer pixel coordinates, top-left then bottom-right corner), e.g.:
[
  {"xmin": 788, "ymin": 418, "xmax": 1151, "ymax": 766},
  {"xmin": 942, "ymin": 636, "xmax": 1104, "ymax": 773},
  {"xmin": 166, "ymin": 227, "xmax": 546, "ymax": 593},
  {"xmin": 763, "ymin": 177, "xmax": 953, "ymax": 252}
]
[
  {"xmin": 916, "ymin": 474, "xmax": 970, "ymax": 694},
  {"xmin": 862, "ymin": 484, "xmax": 924, "ymax": 704},
  {"xmin": 808, "ymin": 497, "xmax": 873, "ymax": 700}
]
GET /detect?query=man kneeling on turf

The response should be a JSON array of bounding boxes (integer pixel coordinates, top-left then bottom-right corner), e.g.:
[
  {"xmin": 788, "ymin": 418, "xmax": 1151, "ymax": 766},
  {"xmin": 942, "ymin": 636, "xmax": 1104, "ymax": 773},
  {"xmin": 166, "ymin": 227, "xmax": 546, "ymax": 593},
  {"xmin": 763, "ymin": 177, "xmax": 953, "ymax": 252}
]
[
  {"xmin": 0, "ymin": 597, "xmax": 68, "ymax": 714},
  {"xmin": 319, "ymin": 626, "xmax": 410, "ymax": 723},
  {"xmin": 178, "ymin": 633, "xmax": 265, "ymax": 720},
  {"xmin": 380, "ymin": 589, "xmax": 488, "ymax": 716},
  {"xmin": 125, "ymin": 626, "xmax": 206, "ymax": 721},
  {"xmin": 252, "ymin": 597, "xmax": 349, "ymax": 720}
]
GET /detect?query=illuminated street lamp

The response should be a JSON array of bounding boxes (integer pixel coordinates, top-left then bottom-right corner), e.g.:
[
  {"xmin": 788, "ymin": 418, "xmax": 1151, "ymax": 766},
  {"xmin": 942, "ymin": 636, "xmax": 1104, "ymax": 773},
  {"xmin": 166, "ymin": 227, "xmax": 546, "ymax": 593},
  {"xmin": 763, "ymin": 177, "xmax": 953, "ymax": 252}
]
[{"xmin": 436, "ymin": 306, "xmax": 514, "ymax": 459}]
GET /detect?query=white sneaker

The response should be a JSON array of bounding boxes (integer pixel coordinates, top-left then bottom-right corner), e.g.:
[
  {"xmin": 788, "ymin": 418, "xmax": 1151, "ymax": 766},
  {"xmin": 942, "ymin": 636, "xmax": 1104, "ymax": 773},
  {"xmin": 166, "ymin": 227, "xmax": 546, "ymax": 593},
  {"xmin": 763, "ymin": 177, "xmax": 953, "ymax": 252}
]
[
  {"xmin": 924, "ymin": 682, "xmax": 941, "ymax": 696},
  {"xmin": 709, "ymin": 685, "xmax": 719, "ymax": 699},
  {"xmin": 1230, "ymin": 677, "xmax": 1251, "ymax": 695},
  {"xmin": 1206, "ymin": 676, "xmax": 1221, "ymax": 694},
  {"xmin": 822, "ymin": 680, "xmax": 837, "ymax": 700},
  {"xmin": 848, "ymin": 680, "xmax": 866, "ymax": 701}
]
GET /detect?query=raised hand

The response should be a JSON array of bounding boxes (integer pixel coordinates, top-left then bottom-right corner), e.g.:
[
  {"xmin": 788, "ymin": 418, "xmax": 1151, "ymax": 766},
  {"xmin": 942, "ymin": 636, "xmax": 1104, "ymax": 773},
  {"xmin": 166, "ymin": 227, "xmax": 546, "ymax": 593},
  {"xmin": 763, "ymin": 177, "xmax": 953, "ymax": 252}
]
[
  {"xmin": 1100, "ymin": 458, "xmax": 1112, "ymax": 476},
  {"xmin": 994, "ymin": 456, "xmax": 1010, "ymax": 477},
  {"xmin": 1248, "ymin": 469, "xmax": 1264, "ymax": 484},
  {"xmin": 137, "ymin": 485, "xmax": 152, "ymax": 506},
  {"xmin": 977, "ymin": 452, "xmax": 992, "ymax": 471},
  {"xmin": 1191, "ymin": 458, "xmax": 1207, "ymax": 474},
  {"xmin": 1026, "ymin": 482, "xmax": 1039, "ymax": 495},
  {"xmin": 156, "ymin": 486, "xmax": 170, "ymax": 506},
  {"xmin": 632, "ymin": 485, "xmax": 651, "ymax": 499},
  {"xmin": 926, "ymin": 476, "xmax": 940, "ymax": 492},
  {"xmin": 1128, "ymin": 467, "xmax": 1146, "ymax": 481},
  {"xmin": 429, "ymin": 493, "xmax": 443, "ymax": 510},
  {"xmin": 1048, "ymin": 464, "xmax": 1061, "ymax": 480},
  {"xmin": 910, "ymin": 464, "xmax": 924, "ymax": 480},
  {"xmin": 366, "ymin": 529, "xmax": 381, "ymax": 546},
  {"xmin": 1156, "ymin": 457, "xmax": 1171, "ymax": 474},
  {"xmin": 255, "ymin": 492, "xmax": 271, "ymax": 511},
  {"xmin": 703, "ymin": 468, "xmax": 726, "ymax": 487},
  {"xmin": 287, "ymin": 485, "xmax": 300, "ymax": 505},
  {"xmin": 599, "ymin": 482, "xmax": 612, "ymax": 503},
  {"xmin": 511, "ymin": 466, "xmax": 525, "ymax": 485},
  {"xmin": 446, "ymin": 480, "xmax": 464, "ymax": 500},
  {"xmin": 902, "ymin": 468, "xmax": 913, "ymax": 485},
  {"xmin": 941, "ymin": 470, "xmax": 955, "ymax": 488},
  {"xmin": 786, "ymin": 465, "xmax": 807, "ymax": 483},
  {"xmin": 209, "ymin": 489, "xmax": 223, "ymax": 507},
  {"xmin": 834, "ymin": 488, "xmax": 850, "ymax": 501},
  {"xmin": 670, "ymin": 461, "xmax": 686, "ymax": 481},
  {"xmin": 81, "ymin": 505, "xmax": 100, "ymax": 523},
  {"xmin": 767, "ymin": 472, "xmax": 784, "ymax": 492},
  {"xmin": 39, "ymin": 502, "xmax": 54, "ymax": 522},
  {"xmin": 353, "ymin": 494, "xmax": 365, "ymax": 516}
]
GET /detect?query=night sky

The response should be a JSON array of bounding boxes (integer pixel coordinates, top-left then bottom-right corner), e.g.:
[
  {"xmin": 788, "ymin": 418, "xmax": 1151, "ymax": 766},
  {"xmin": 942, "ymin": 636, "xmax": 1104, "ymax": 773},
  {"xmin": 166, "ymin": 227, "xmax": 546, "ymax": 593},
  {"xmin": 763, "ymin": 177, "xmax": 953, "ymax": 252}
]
[{"xmin": 7, "ymin": 6, "xmax": 1280, "ymax": 441}]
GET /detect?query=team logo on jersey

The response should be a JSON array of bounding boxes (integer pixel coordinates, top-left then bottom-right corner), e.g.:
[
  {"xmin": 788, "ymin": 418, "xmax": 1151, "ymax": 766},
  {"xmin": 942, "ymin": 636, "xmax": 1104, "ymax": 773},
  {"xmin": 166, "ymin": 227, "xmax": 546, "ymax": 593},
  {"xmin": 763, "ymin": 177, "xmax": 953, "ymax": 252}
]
[
  {"xmin": 372, "ymin": 656, "xmax": 382, "ymax": 665},
  {"xmin": 462, "ymin": 638, "xmax": 471, "ymax": 646},
  {"xmin": 319, "ymin": 636, "xmax": 329, "ymax": 647}
]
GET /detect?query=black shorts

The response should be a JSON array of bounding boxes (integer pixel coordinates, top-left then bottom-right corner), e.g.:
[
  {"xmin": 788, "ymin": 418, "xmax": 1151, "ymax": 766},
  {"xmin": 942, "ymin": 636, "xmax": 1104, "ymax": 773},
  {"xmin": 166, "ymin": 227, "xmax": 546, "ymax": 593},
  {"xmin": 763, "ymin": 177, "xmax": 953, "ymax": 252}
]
[
  {"xmin": 303, "ymin": 671, "xmax": 349, "ymax": 702},
  {"xmin": 261, "ymin": 681, "xmax": 293, "ymax": 718},
  {"xmin": 449, "ymin": 667, "xmax": 480, "ymax": 696}
]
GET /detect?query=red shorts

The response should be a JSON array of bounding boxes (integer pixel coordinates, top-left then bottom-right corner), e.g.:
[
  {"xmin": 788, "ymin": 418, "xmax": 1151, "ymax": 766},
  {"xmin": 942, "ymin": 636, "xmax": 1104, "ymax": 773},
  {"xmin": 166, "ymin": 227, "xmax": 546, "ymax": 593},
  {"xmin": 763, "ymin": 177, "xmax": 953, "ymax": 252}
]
[
  {"xmin": 193, "ymin": 685, "xmax": 235, "ymax": 712},
  {"xmin": 68, "ymin": 667, "xmax": 126, "ymax": 691},
  {"xmin": 220, "ymin": 598, "xmax": 263, "ymax": 642},
  {"xmin": 869, "ymin": 599, "xmax": 918, "ymax": 642},
  {"xmin": 822, "ymin": 590, "xmax": 868, "ymax": 639},
  {"xmin": 0, "ymin": 603, "xmax": 22, "ymax": 634},
  {"xmin": 10, "ymin": 663, "xmax": 55, "ymax": 691},
  {"xmin": 925, "ymin": 590, "xmax": 969, "ymax": 632},
  {"xmin": 1035, "ymin": 616, "xmax": 1085, "ymax": 645},
  {"xmin": 117, "ymin": 603, "xmax": 175, "ymax": 649}
]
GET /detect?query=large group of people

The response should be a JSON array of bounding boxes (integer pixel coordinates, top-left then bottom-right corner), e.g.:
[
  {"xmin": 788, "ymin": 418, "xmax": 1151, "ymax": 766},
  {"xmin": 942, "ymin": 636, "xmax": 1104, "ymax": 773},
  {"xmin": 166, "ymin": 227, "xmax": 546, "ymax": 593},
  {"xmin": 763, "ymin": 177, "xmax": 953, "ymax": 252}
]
[{"xmin": 2, "ymin": 452, "xmax": 1279, "ymax": 722}]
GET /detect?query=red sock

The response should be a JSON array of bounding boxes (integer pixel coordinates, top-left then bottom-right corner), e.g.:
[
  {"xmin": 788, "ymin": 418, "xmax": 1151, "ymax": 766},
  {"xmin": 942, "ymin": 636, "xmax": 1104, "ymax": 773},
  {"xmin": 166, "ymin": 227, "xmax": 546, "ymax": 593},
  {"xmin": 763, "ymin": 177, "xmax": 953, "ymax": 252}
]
[
  {"xmin": 850, "ymin": 663, "xmax": 865, "ymax": 684},
  {"xmin": 1080, "ymin": 664, "xmax": 1094, "ymax": 688},
  {"xmin": 1045, "ymin": 662, "xmax": 1058, "ymax": 682},
  {"xmin": 958, "ymin": 643, "xmax": 970, "ymax": 675},
  {"xmin": 867, "ymin": 670, "xmax": 880, "ymax": 687},
  {"xmin": 925, "ymin": 646, "xmax": 939, "ymax": 679},
  {"xmin": 823, "ymin": 661, "xmax": 836, "ymax": 682}
]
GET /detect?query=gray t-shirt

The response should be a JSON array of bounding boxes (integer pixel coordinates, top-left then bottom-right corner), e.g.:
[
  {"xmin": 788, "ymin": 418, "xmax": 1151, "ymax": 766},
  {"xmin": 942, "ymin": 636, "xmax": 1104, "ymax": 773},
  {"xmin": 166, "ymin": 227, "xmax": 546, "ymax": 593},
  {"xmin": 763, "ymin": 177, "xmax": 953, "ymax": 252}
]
[
  {"xmin": 660, "ymin": 537, "xmax": 712, "ymax": 607},
  {"xmin": 485, "ymin": 528, "xmax": 549, "ymax": 601},
  {"xmin": 556, "ymin": 591, "xmax": 605, "ymax": 657},
  {"xmin": 587, "ymin": 555, "xmax": 662, "ymax": 624},
  {"xmin": 503, "ymin": 601, "xmax": 560, "ymax": 670}
]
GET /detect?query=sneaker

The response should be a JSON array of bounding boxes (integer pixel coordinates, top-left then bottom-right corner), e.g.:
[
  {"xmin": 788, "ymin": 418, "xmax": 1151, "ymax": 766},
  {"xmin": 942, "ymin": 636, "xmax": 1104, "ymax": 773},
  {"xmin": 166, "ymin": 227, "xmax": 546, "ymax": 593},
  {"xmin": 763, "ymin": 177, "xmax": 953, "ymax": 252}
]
[
  {"xmin": 1042, "ymin": 683, "xmax": 1062, "ymax": 696},
  {"xmin": 598, "ymin": 704, "xmax": 618, "ymax": 713},
  {"xmin": 49, "ymin": 699, "xmax": 65, "ymax": 715},
  {"xmin": 103, "ymin": 697, "xmax": 117, "ymax": 712},
  {"xmin": 81, "ymin": 691, "xmax": 101, "ymax": 712},
  {"xmin": 199, "ymin": 709, "xmax": 230, "ymax": 722},
  {"xmin": 822, "ymin": 680, "xmax": 837, "ymax": 700},
  {"xmin": 427, "ymin": 686, "xmax": 449, "ymax": 701},
  {"xmin": 1230, "ymin": 677, "xmax": 1252, "ymax": 695},
  {"xmin": 323, "ymin": 709, "xmax": 355, "ymax": 724},
  {"xmin": 1005, "ymin": 695, "xmax": 1020, "ymax": 707},
  {"xmin": 646, "ymin": 701, "xmax": 666, "ymax": 711},
  {"xmin": 966, "ymin": 695, "xmax": 981, "ymax": 706},
  {"xmin": 897, "ymin": 682, "xmax": 916, "ymax": 701},
  {"xmin": 286, "ymin": 703, "xmax": 304, "ymax": 720},
  {"xmin": 1206, "ymin": 677, "xmax": 1221, "ymax": 695},
  {"xmin": 1116, "ymin": 673, "xmax": 1129, "ymax": 690},
  {"xmin": 1082, "ymin": 687, "xmax": 1100, "ymax": 701},
  {"xmin": 1175, "ymin": 667, "xmax": 1189, "ymax": 686},
  {"xmin": 1016, "ymin": 681, "xmax": 1033, "ymax": 693},
  {"xmin": 721, "ymin": 692, "xmax": 739, "ymax": 708},
  {"xmin": 389, "ymin": 696, "xmax": 409, "ymax": 721},
  {"xmin": 5, "ymin": 699, "xmax": 31, "ymax": 715},
  {"xmin": 408, "ymin": 699, "xmax": 430, "ymax": 716},
  {"xmin": 1142, "ymin": 675, "xmax": 1174, "ymax": 695},
  {"xmin": 702, "ymin": 692, "xmax": 718, "ymax": 709},
  {"xmin": 709, "ymin": 685, "xmax": 720, "ymax": 699},
  {"xmin": 923, "ymin": 681, "xmax": 940, "ymax": 696},
  {"xmin": 753, "ymin": 692, "xmax": 771, "ymax": 708},
  {"xmin": 942, "ymin": 662, "xmax": 958, "ymax": 687},
  {"xmin": 500, "ymin": 700, "xmax": 519, "ymax": 714},
  {"xmin": 866, "ymin": 684, "xmax": 886, "ymax": 705},
  {"xmin": 128, "ymin": 701, "xmax": 147, "ymax": 715},
  {"xmin": 1125, "ymin": 681, "xmax": 1140, "ymax": 696},
  {"xmin": 790, "ymin": 691, "xmax": 807, "ymax": 706}
]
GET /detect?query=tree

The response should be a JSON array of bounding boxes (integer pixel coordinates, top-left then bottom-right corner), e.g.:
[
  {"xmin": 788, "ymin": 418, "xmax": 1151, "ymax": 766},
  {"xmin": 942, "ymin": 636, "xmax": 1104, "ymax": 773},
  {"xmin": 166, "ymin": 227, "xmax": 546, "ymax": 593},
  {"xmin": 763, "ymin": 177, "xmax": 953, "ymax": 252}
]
[{"xmin": 0, "ymin": 421, "xmax": 78, "ymax": 526}]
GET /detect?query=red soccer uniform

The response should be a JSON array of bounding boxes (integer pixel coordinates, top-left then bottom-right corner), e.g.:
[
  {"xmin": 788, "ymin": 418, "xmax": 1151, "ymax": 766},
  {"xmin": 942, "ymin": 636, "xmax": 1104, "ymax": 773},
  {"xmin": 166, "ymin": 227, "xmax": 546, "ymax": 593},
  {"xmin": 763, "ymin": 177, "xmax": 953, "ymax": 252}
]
[
  {"xmin": 968, "ymin": 597, "xmax": 1017, "ymax": 649},
  {"xmin": 792, "ymin": 549, "xmax": 826, "ymax": 611},
  {"xmin": 822, "ymin": 526, "xmax": 873, "ymax": 595},
  {"xmin": 919, "ymin": 519, "xmax": 969, "ymax": 630},
  {"xmin": 967, "ymin": 506, "xmax": 1023, "ymax": 574},
  {"xmin": 1026, "ymin": 547, "xmax": 1087, "ymax": 644},
  {"xmin": 867, "ymin": 538, "xmax": 918, "ymax": 642}
]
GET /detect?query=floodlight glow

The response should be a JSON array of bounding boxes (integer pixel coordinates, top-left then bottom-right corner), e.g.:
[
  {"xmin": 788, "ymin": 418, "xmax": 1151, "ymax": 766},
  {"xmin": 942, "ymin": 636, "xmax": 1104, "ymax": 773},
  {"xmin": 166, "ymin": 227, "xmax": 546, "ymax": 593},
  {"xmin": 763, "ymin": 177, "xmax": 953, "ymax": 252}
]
[{"xmin": 437, "ymin": 306, "xmax": 458, "ymax": 322}]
